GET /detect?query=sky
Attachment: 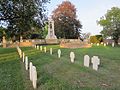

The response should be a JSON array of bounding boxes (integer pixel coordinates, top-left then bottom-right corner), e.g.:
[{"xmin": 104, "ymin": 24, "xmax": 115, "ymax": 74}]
[{"xmin": 47, "ymin": 0, "xmax": 120, "ymax": 35}]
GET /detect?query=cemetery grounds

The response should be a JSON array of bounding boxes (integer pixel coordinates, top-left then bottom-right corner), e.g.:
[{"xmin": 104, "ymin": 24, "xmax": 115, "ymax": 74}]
[{"xmin": 0, "ymin": 45, "xmax": 120, "ymax": 90}]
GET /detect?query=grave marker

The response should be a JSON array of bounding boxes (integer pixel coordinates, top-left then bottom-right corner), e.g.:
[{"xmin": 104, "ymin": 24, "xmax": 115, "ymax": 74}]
[
  {"xmin": 29, "ymin": 62, "xmax": 33, "ymax": 81},
  {"xmin": 58, "ymin": 49, "xmax": 61, "ymax": 58},
  {"xmin": 70, "ymin": 52, "xmax": 75, "ymax": 63},
  {"xmin": 91, "ymin": 56, "xmax": 100, "ymax": 71},
  {"xmin": 84, "ymin": 55, "xmax": 90, "ymax": 67},
  {"xmin": 25, "ymin": 56, "xmax": 28, "ymax": 70},
  {"xmin": 44, "ymin": 47, "xmax": 47, "ymax": 53},
  {"xmin": 32, "ymin": 66, "xmax": 37, "ymax": 89},
  {"xmin": 50, "ymin": 48, "xmax": 52, "ymax": 55}
]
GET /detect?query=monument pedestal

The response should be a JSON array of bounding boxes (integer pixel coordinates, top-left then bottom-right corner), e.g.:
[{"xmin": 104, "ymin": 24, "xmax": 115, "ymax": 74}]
[{"xmin": 45, "ymin": 39, "xmax": 58, "ymax": 44}]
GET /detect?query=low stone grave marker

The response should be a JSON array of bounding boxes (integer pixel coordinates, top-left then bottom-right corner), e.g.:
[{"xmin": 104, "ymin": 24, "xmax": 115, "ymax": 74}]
[
  {"xmin": 91, "ymin": 56, "xmax": 100, "ymax": 71},
  {"xmin": 22, "ymin": 52, "xmax": 25, "ymax": 62},
  {"xmin": 25, "ymin": 56, "xmax": 28, "ymax": 70},
  {"xmin": 44, "ymin": 47, "xmax": 47, "ymax": 53},
  {"xmin": 84, "ymin": 55, "xmax": 90, "ymax": 67},
  {"xmin": 29, "ymin": 62, "xmax": 33, "ymax": 81},
  {"xmin": 40, "ymin": 46, "xmax": 42, "ymax": 51},
  {"xmin": 107, "ymin": 42, "xmax": 109, "ymax": 45},
  {"xmin": 37, "ymin": 45, "xmax": 39, "ymax": 50},
  {"xmin": 104, "ymin": 43, "xmax": 106, "ymax": 46},
  {"xmin": 112, "ymin": 42, "xmax": 115, "ymax": 47},
  {"xmin": 32, "ymin": 66, "xmax": 37, "ymax": 89},
  {"xmin": 35, "ymin": 45, "xmax": 36, "ymax": 48},
  {"xmin": 50, "ymin": 48, "xmax": 52, "ymax": 55},
  {"xmin": 97, "ymin": 43, "xmax": 99, "ymax": 46},
  {"xmin": 58, "ymin": 49, "xmax": 61, "ymax": 58},
  {"xmin": 70, "ymin": 52, "xmax": 75, "ymax": 63}
]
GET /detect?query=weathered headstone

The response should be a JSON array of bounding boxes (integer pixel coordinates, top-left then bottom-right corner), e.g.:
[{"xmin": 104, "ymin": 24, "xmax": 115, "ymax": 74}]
[
  {"xmin": 22, "ymin": 52, "xmax": 25, "ymax": 62},
  {"xmin": 2, "ymin": 36, "xmax": 6, "ymax": 48},
  {"xmin": 58, "ymin": 49, "xmax": 61, "ymax": 58},
  {"xmin": 104, "ymin": 43, "xmax": 106, "ymax": 46},
  {"xmin": 35, "ymin": 45, "xmax": 36, "ymax": 48},
  {"xmin": 25, "ymin": 56, "xmax": 28, "ymax": 70},
  {"xmin": 112, "ymin": 42, "xmax": 115, "ymax": 47},
  {"xmin": 29, "ymin": 62, "xmax": 33, "ymax": 81},
  {"xmin": 70, "ymin": 52, "xmax": 75, "ymax": 63},
  {"xmin": 97, "ymin": 43, "xmax": 99, "ymax": 46},
  {"xmin": 107, "ymin": 42, "xmax": 109, "ymax": 45},
  {"xmin": 36, "ymin": 45, "xmax": 39, "ymax": 50},
  {"xmin": 44, "ymin": 47, "xmax": 47, "ymax": 53},
  {"xmin": 32, "ymin": 66, "xmax": 37, "ymax": 89},
  {"xmin": 40, "ymin": 46, "xmax": 42, "ymax": 51},
  {"xmin": 91, "ymin": 56, "xmax": 100, "ymax": 71},
  {"xmin": 50, "ymin": 48, "xmax": 52, "ymax": 55},
  {"xmin": 84, "ymin": 55, "xmax": 90, "ymax": 67}
]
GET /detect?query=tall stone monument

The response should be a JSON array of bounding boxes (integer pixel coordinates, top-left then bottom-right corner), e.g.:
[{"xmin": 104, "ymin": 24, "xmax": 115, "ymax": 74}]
[
  {"xmin": 2, "ymin": 36, "xmax": 7, "ymax": 48},
  {"xmin": 46, "ymin": 18, "xmax": 57, "ymax": 39}
]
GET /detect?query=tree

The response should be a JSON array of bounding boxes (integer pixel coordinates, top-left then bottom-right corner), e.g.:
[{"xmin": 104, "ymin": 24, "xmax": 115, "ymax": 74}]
[
  {"xmin": 52, "ymin": 1, "xmax": 82, "ymax": 39},
  {"xmin": 90, "ymin": 35, "xmax": 103, "ymax": 43},
  {"xmin": 0, "ymin": 0, "xmax": 50, "ymax": 40},
  {"xmin": 98, "ymin": 7, "xmax": 120, "ymax": 44}
]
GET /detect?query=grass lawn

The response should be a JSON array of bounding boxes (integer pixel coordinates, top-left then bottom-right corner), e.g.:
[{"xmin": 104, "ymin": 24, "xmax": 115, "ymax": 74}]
[
  {"xmin": 0, "ymin": 47, "xmax": 33, "ymax": 90},
  {"xmin": 0, "ymin": 45, "xmax": 120, "ymax": 90}
]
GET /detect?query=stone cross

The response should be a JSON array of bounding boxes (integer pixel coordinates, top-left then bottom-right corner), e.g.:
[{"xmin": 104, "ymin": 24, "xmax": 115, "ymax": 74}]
[
  {"xmin": 84, "ymin": 55, "xmax": 90, "ymax": 67},
  {"xmin": 50, "ymin": 48, "xmax": 52, "ymax": 55},
  {"xmin": 91, "ymin": 56, "xmax": 100, "ymax": 71},
  {"xmin": 58, "ymin": 49, "xmax": 61, "ymax": 58},
  {"xmin": 22, "ymin": 52, "xmax": 25, "ymax": 62},
  {"xmin": 25, "ymin": 56, "xmax": 28, "ymax": 70},
  {"xmin": 2, "ymin": 36, "xmax": 6, "ymax": 48},
  {"xmin": 40, "ymin": 46, "xmax": 42, "ymax": 51},
  {"xmin": 32, "ymin": 66, "xmax": 37, "ymax": 89},
  {"xmin": 29, "ymin": 62, "xmax": 33, "ymax": 81},
  {"xmin": 70, "ymin": 52, "xmax": 75, "ymax": 63},
  {"xmin": 44, "ymin": 47, "xmax": 47, "ymax": 53},
  {"xmin": 112, "ymin": 42, "xmax": 115, "ymax": 47}
]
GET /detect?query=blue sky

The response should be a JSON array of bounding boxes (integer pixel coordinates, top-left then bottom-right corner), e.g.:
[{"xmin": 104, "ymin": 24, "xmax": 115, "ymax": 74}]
[{"xmin": 47, "ymin": 0, "xmax": 120, "ymax": 35}]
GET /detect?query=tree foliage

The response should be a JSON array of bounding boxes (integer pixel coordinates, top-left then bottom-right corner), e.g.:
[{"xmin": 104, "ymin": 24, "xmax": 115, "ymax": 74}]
[
  {"xmin": 52, "ymin": 1, "xmax": 82, "ymax": 39},
  {"xmin": 0, "ymin": 0, "xmax": 50, "ymax": 40},
  {"xmin": 98, "ymin": 7, "xmax": 120, "ymax": 44},
  {"xmin": 90, "ymin": 35, "xmax": 103, "ymax": 43}
]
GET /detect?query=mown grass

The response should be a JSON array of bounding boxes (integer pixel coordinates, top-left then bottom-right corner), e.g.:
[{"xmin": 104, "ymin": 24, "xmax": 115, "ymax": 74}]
[
  {"xmin": 0, "ymin": 47, "xmax": 33, "ymax": 90},
  {"xmin": 0, "ymin": 45, "xmax": 120, "ymax": 90},
  {"xmin": 21, "ymin": 45, "xmax": 120, "ymax": 90}
]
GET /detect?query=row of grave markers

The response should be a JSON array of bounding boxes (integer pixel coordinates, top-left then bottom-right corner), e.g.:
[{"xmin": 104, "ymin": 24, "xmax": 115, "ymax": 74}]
[
  {"xmin": 91, "ymin": 42, "xmax": 115, "ymax": 47},
  {"xmin": 16, "ymin": 46, "xmax": 37, "ymax": 89},
  {"xmin": 35, "ymin": 45, "xmax": 100, "ymax": 71}
]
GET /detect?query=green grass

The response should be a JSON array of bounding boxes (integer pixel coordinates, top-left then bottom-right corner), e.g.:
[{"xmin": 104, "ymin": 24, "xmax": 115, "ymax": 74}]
[
  {"xmin": 0, "ymin": 45, "xmax": 120, "ymax": 90},
  {"xmin": 21, "ymin": 45, "xmax": 120, "ymax": 90},
  {"xmin": 0, "ymin": 47, "xmax": 33, "ymax": 90}
]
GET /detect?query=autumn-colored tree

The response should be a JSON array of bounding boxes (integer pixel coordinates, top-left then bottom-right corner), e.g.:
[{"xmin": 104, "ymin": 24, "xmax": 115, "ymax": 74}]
[{"xmin": 52, "ymin": 1, "xmax": 82, "ymax": 39}]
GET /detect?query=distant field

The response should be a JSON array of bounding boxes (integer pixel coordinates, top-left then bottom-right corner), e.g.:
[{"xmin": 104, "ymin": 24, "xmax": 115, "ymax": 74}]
[{"xmin": 0, "ymin": 45, "xmax": 120, "ymax": 90}]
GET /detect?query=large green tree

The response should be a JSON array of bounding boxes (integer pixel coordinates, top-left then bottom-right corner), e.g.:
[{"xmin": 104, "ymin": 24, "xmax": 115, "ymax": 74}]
[
  {"xmin": 0, "ymin": 0, "xmax": 50, "ymax": 40},
  {"xmin": 98, "ymin": 7, "xmax": 120, "ymax": 44},
  {"xmin": 52, "ymin": 1, "xmax": 82, "ymax": 39}
]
